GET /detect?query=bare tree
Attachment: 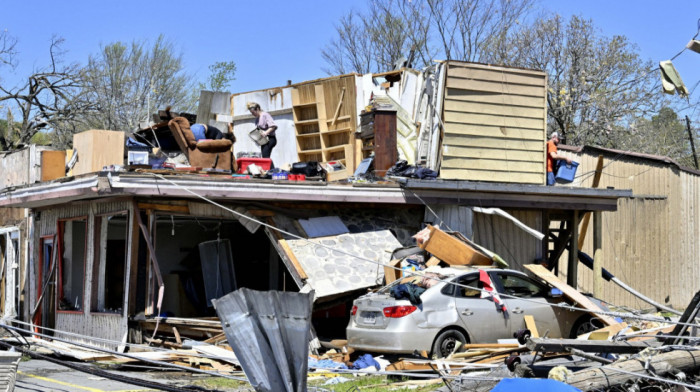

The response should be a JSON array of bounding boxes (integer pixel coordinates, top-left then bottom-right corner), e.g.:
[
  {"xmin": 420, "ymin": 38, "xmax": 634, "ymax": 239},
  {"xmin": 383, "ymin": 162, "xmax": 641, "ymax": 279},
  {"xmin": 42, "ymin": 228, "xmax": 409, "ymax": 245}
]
[
  {"xmin": 0, "ymin": 36, "xmax": 94, "ymax": 151},
  {"xmin": 490, "ymin": 14, "xmax": 661, "ymax": 147},
  {"xmin": 0, "ymin": 29, "xmax": 17, "ymax": 68},
  {"xmin": 321, "ymin": 0, "xmax": 535, "ymax": 74},
  {"xmin": 82, "ymin": 35, "xmax": 195, "ymax": 132}
]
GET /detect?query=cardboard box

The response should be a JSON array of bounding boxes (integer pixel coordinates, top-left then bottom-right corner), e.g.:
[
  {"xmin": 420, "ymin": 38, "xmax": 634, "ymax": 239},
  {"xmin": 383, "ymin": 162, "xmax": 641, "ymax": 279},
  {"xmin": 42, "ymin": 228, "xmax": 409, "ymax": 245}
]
[
  {"xmin": 40, "ymin": 150, "xmax": 66, "ymax": 181},
  {"xmin": 72, "ymin": 130, "xmax": 125, "ymax": 175}
]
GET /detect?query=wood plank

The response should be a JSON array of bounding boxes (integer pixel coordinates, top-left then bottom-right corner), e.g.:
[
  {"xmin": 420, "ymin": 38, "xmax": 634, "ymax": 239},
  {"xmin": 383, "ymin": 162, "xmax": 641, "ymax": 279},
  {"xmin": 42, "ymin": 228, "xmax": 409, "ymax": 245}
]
[
  {"xmin": 418, "ymin": 225, "xmax": 492, "ymax": 266},
  {"xmin": 442, "ymin": 146, "xmax": 543, "ymax": 161},
  {"xmin": 523, "ymin": 315, "xmax": 539, "ymax": 338},
  {"xmin": 446, "ymin": 88, "xmax": 545, "ymax": 108},
  {"xmin": 446, "ymin": 77, "xmax": 545, "ymax": 97},
  {"xmin": 440, "ymin": 168, "xmax": 543, "ymax": 184},
  {"xmin": 444, "ymin": 99, "xmax": 545, "ymax": 119},
  {"xmin": 447, "ymin": 66, "xmax": 546, "ymax": 87},
  {"xmin": 279, "ymin": 239, "xmax": 309, "ymax": 280},
  {"xmin": 523, "ymin": 264, "xmax": 619, "ymax": 326},
  {"xmin": 444, "ymin": 111, "xmax": 544, "ymax": 129}
]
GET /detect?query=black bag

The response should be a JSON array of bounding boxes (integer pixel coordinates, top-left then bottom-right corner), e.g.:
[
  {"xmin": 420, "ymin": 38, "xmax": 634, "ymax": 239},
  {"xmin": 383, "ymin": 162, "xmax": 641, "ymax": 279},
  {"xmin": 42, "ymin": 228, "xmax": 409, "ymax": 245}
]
[{"xmin": 291, "ymin": 161, "xmax": 322, "ymax": 177}]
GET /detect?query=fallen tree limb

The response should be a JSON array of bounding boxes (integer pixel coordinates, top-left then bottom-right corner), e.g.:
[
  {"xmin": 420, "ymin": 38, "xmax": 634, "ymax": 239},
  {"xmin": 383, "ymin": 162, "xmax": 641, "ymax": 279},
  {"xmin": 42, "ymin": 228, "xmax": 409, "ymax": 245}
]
[{"xmin": 567, "ymin": 349, "xmax": 700, "ymax": 391}]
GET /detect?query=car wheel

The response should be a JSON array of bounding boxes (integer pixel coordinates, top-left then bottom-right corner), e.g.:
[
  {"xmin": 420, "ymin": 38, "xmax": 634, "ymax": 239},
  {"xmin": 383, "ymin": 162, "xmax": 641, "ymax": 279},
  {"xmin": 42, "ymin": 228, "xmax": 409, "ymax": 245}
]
[
  {"xmin": 570, "ymin": 315, "xmax": 604, "ymax": 338},
  {"xmin": 431, "ymin": 329, "xmax": 468, "ymax": 358}
]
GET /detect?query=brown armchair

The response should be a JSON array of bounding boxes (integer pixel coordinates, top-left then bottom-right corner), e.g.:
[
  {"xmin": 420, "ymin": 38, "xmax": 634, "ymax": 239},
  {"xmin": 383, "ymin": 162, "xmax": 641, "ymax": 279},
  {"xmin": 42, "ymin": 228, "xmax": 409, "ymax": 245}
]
[{"xmin": 168, "ymin": 117, "xmax": 233, "ymax": 171}]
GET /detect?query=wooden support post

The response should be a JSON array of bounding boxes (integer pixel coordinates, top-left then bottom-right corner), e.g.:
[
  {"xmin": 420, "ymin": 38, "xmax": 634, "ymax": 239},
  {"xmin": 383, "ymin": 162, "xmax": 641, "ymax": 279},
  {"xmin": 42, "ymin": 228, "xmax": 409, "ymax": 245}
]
[
  {"xmin": 593, "ymin": 211, "xmax": 603, "ymax": 298},
  {"xmin": 578, "ymin": 155, "xmax": 604, "ymax": 249},
  {"xmin": 567, "ymin": 210, "xmax": 579, "ymax": 288}
]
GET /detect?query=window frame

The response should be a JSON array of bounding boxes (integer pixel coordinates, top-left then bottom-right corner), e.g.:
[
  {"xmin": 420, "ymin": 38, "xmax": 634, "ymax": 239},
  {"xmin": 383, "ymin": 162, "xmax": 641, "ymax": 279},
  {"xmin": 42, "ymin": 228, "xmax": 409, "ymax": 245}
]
[
  {"xmin": 90, "ymin": 211, "xmax": 129, "ymax": 315},
  {"xmin": 57, "ymin": 217, "xmax": 88, "ymax": 314}
]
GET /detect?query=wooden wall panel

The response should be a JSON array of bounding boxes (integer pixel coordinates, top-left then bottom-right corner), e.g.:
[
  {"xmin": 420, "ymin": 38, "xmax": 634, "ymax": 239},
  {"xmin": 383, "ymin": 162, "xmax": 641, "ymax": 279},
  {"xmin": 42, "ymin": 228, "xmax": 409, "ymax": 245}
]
[{"xmin": 441, "ymin": 61, "xmax": 547, "ymax": 184}]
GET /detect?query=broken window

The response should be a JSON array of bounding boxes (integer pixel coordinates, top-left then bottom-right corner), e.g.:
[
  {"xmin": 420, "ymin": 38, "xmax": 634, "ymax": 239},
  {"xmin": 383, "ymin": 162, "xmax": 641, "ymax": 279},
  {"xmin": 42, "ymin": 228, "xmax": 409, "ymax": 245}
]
[
  {"xmin": 58, "ymin": 218, "xmax": 87, "ymax": 312},
  {"xmin": 91, "ymin": 212, "xmax": 128, "ymax": 314}
]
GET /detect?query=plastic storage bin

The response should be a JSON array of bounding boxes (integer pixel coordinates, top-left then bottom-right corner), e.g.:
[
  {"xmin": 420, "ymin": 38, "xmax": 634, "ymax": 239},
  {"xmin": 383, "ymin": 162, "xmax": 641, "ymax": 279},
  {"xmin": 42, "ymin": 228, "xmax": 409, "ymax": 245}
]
[
  {"xmin": 555, "ymin": 161, "xmax": 579, "ymax": 183},
  {"xmin": 236, "ymin": 158, "xmax": 272, "ymax": 174}
]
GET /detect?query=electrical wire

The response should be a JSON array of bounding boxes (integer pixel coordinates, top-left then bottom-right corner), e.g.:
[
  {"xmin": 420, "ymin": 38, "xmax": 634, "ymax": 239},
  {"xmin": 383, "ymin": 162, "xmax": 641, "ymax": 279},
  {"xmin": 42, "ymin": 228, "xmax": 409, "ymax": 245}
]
[
  {"xmin": 0, "ymin": 320, "xmax": 248, "ymax": 382},
  {"xmin": 144, "ymin": 172, "xmax": 700, "ymax": 329}
]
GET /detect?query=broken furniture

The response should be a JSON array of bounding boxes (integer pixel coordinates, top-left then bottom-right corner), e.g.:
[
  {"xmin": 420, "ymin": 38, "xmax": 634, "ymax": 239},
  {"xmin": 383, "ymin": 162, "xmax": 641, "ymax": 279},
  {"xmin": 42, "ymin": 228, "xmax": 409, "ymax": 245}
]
[
  {"xmin": 72, "ymin": 130, "xmax": 125, "ymax": 175},
  {"xmin": 416, "ymin": 225, "xmax": 492, "ymax": 266},
  {"xmin": 359, "ymin": 108, "xmax": 398, "ymax": 177},
  {"xmin": 291, "ymin": 75, "xmax": 356, "ymax": 169},
  {"xmin": 168, "ymin": 117, "xmax": 233, "ymax": 171}
]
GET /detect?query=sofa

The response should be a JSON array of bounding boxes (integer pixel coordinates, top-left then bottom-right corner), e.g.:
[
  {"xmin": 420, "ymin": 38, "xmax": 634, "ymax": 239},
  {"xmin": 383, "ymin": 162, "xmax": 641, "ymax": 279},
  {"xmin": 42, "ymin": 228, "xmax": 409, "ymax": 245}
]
[{"xmin": 168, "ymin": 117, "xmax": 233, "ymax": 171}]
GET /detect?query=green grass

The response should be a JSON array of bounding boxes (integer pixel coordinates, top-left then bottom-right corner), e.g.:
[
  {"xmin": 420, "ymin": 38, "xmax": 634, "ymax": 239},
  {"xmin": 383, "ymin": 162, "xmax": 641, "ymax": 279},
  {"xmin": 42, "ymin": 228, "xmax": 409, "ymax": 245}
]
[
  {"xmin": 308, "ymin": 374, "xmax": 444, "ymax": 391},
  {"xmin": 189, "ymin": 374, "xmax": 444, "ymax": 392}
]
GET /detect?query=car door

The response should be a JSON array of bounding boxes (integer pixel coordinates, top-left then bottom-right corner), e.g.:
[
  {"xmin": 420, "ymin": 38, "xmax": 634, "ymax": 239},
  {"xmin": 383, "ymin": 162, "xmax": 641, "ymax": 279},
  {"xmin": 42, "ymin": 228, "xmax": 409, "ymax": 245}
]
[
  {"xmin": 453, "ymin": 273, "xmax": 511, "ymax": 343},
  {"xmin": 491, "ymin": 271, "xmax": 566, "ymax": 338}
]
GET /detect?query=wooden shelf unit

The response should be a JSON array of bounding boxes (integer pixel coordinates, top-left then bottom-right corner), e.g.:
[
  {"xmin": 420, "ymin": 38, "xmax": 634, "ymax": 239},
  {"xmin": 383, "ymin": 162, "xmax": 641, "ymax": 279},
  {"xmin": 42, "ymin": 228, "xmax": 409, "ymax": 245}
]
[{"xmin": 291, "ymin": 75, "xmax": 357, "ymax": 169}]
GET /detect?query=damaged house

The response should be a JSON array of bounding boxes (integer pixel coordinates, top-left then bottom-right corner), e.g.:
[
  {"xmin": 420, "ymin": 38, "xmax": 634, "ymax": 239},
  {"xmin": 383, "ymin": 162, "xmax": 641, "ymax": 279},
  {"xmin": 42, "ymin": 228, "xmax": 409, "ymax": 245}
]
[{"xmin": 1, "ymin": 60, "xmax": 669, "ymax": 353}]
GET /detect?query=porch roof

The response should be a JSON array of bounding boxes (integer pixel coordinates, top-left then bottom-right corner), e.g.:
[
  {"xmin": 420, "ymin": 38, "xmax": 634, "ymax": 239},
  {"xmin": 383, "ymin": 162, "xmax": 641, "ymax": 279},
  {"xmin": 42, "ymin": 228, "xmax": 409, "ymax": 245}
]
[{"xmin": 0, "ymin": 172, "xmax": 631, "ymax": 211}]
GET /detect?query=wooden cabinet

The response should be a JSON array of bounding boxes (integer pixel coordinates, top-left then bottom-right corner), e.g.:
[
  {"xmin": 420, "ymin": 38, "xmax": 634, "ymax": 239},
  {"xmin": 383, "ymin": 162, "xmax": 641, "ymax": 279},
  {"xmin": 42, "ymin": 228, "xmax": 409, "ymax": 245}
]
[
  {"xmin": 291, "ymin": 76, "xmax": 356, "ymax": 168},
  {"xmin": 359, "ymin": 109, "xmax": 397, "ymax": 176}
]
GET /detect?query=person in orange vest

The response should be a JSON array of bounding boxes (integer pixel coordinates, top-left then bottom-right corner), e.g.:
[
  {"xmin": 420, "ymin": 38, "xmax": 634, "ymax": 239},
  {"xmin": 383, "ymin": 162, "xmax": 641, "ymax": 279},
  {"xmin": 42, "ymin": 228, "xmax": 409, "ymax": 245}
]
[{"xmin": 546, "ymin": 131, "xmax": 572, "ymax": 186}]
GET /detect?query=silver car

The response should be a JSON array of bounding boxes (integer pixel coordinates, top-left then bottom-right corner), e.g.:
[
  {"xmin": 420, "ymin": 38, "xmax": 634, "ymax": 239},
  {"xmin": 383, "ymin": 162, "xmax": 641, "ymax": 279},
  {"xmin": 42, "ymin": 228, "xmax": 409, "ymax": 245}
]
[{"xmin": 347, "ymin": 268, "xmax": 605, "ymax": 357}]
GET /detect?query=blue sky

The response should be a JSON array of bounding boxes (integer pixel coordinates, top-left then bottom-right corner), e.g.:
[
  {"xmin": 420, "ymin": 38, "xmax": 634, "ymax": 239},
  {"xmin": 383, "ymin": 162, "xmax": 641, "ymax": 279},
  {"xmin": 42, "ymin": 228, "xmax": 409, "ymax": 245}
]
[{"xmin": 2, "ymin": 0, "xmax": 699, "ymax": 110}]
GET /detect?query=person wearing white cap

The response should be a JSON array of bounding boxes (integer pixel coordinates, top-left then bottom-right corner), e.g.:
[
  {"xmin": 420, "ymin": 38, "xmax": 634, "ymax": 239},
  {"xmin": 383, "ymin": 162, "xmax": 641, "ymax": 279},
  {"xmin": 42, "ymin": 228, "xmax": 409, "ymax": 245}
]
[{"xmin": 546, "ymin": 131, "xmax": 572, "ymax": 186}]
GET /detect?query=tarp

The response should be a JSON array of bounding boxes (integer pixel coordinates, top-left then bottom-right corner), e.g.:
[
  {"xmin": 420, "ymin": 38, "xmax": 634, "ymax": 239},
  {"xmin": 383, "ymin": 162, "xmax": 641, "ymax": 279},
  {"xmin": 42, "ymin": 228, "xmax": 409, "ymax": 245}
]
[{"xmin": 492, "ymin": 378, "xmax": 581, "ymax": 392}]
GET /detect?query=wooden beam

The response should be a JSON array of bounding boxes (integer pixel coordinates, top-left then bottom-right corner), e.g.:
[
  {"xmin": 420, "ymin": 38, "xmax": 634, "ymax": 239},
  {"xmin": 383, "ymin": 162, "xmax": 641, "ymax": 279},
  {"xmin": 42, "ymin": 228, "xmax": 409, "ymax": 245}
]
[
  {"xmin": 578, "ymin": 155, "xmax": 604, "ymax": 249},
  {"xmin": 567, "ymin": 210, "xmax": 579, "ymax": 287},
  {"xmin": 523, "ymin": 264, "xmax": 618, "ymax": 326},
  {"xmin": 331, "ymin": 87, "xmax": 345, "ymax": 126},
  {"xmin": 137, "ymin": 202, "xmax": 189, "ymax": 214},
  {"xmin": 279, "ymin": 239, "xmax": 308, "ymax": 280},
  {"xmin": 523, "ymin": 315, "xmax": 539, "ymax": 338},
  {"xmin": 593, "ymin": 211, "xmax": 603, "ymax": 298}
]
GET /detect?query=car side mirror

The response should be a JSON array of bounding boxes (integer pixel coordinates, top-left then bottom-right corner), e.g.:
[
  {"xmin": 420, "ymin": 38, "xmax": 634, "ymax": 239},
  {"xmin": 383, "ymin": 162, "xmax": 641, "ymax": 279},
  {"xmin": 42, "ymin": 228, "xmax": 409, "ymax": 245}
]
[{"xmin": 549, "ymin": 288, "xmax": 563, "ymax": 298}]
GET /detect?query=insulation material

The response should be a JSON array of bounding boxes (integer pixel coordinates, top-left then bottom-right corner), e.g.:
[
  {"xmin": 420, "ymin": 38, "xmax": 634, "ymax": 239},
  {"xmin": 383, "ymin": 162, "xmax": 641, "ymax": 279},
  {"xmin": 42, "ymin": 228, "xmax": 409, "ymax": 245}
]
[{"xmin": 284, "ymin": 230, "xmax": 402, "ymax": 299}]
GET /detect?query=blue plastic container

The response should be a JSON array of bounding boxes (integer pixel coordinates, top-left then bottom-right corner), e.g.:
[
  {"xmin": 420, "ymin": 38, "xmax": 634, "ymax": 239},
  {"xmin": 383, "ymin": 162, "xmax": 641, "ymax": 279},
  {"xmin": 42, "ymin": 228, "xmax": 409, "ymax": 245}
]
[{"xmin": 555, "ymin": 161, "xmax": 579, "ymax": 183}]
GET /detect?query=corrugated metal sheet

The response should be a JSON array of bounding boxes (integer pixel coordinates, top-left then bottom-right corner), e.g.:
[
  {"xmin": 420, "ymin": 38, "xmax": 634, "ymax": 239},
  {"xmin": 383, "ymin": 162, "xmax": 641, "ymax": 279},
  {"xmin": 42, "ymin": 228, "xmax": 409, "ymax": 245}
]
[
  {"xmin": 473, "ymin": 209, "xmax": 542, "ymax": 270},
  {"xmin": 441, "ymin": 61, "xmax": 547, "ymax": 184},
  {"xmin": 554, "ymin": 148, "xmax": 700, "ymax": 309},
  {"xmin": 213, "ymin": 289, "xmax": 313, "ymax": 392}
]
